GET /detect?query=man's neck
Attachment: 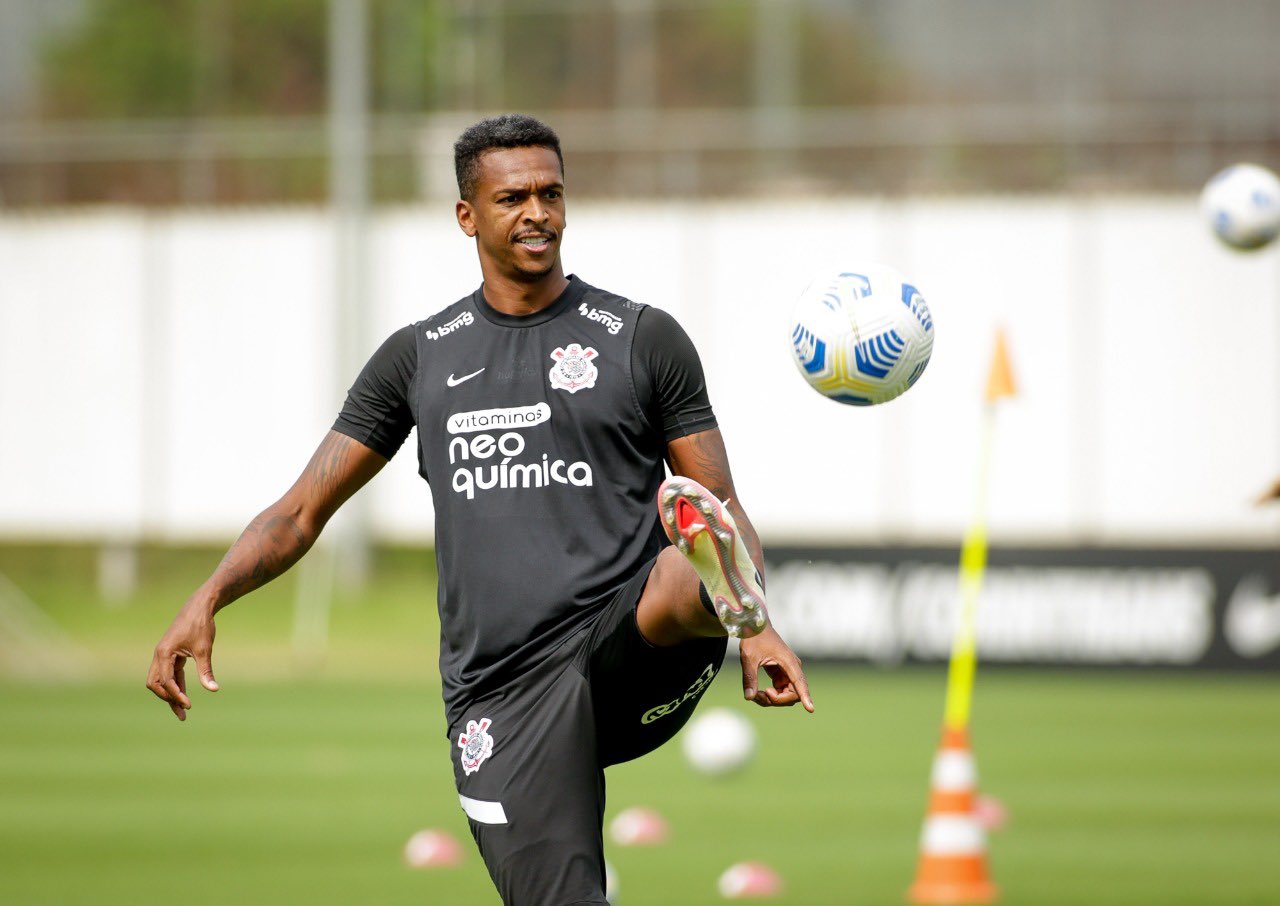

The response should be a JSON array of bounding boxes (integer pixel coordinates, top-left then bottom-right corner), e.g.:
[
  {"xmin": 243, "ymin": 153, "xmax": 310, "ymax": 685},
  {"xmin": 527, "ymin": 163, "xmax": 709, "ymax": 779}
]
[{"xmin": 480, "ymin": 264, "xmax": 570, "ymax": 317}]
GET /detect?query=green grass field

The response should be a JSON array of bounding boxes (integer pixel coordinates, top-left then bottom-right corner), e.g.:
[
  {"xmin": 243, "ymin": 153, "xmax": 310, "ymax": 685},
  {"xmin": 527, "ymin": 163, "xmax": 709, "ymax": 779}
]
[{"xmin": 2, "ymin": 545, "xmax": 1279, "ymax": 904}]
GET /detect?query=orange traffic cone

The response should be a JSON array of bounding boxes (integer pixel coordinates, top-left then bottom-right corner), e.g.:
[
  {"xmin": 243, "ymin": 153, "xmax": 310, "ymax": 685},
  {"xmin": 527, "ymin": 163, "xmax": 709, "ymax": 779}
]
[{"xmin": 907, "ymin": 726, "xmax": 997, "ymax": 904}]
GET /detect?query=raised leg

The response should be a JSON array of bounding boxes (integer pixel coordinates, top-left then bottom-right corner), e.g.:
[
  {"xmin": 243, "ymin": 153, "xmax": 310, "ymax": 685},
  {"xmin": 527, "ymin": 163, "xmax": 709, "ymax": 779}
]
[{"xmin": 636, "ymin": 476, "xmax": 769, "ymax": 647}]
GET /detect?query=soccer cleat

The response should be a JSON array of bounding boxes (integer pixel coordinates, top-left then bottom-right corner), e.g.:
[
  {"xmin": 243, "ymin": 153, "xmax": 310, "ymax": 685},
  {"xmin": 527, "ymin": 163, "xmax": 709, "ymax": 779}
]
[{"xmin": 658, "ymin": 476, "xmax": 768, "ymax": 639}]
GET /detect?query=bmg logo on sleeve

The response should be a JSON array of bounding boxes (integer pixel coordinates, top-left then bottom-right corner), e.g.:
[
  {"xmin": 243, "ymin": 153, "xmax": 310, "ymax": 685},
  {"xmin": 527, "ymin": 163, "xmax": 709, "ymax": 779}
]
[
  {"xmin": 426, "ymin": 311, "xmax": 475, "ymax": 341},
  {"xmin": 578, "ymin": 303, "xmax": 623, "ymax": 335}
]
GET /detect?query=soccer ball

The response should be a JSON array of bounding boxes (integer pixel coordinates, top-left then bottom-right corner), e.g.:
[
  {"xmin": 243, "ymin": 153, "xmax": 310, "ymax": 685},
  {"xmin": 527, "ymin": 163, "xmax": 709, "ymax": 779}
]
[
  {"xmin": 681, "ymin": 707, "xmax": 756, "ymax": 775},
  {"xmin": 1200, "ymin": 163, "xmax": 1280, "ymax": 251},
  {"xmin": 788, "ymin": 263, "xmax": 934, "ymax": 406}
]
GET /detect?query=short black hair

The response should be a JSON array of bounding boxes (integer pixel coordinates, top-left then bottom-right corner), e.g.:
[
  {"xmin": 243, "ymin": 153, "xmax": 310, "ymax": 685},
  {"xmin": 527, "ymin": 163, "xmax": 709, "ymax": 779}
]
[{"xmin": 453, "ymin": 114, "xmax": 564, "ymax": 200}]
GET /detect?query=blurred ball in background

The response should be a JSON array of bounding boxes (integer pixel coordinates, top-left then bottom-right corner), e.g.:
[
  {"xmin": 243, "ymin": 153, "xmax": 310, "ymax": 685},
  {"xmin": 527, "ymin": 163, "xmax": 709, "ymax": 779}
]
[
  {"xmin": 682, "ymin": 707, "xmax": 757, "ymax": 776},
  {"xmin": 402, "ymin": 829, "xmax": 463, "ymax": 869},
  {"xmin": 1200, "ymin": 163, "xmax": 1280, "ymax": 251},
  {"xmin": 718, "ymin": 861, "xmax": 784, "ymax": 899},
  {"xmin": 609, "ymin": 806, "xmax": 670, "ymax": 846}
]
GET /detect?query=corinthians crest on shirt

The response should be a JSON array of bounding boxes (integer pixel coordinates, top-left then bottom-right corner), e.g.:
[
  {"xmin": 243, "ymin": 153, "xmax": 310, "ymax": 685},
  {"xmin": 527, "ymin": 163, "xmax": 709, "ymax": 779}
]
[
  {"xmin": 457, "ymin": 717, "xmax": 495, "ymax": 776},
  {"xmin": 549, "ymin": 343, "xmax": 599, "ymax": 393}
]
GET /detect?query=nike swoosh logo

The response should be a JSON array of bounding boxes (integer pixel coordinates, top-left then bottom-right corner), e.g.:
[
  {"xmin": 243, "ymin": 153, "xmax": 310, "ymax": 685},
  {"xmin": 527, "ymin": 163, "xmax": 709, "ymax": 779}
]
[{"xmin": 447, "ymin": 368, "xmax": 485, "ymax": 388}]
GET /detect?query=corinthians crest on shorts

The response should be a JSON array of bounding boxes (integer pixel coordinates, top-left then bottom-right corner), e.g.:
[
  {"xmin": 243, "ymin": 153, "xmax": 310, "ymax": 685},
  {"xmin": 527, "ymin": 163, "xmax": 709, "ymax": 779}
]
[
  {"xmin": 458, "ymin": 717, "xmax": 495, "ymax": 775},
  {"xmin": 549, "ymin": 343, "xmax": 599, "ymax": 393}
]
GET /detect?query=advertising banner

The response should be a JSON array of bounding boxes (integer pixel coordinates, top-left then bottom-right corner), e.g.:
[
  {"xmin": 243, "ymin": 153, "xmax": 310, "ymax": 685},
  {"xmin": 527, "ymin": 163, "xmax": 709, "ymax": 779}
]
[{"xmin": 765, "ymin": 547, "xmax": 1280, "ymax": 670}]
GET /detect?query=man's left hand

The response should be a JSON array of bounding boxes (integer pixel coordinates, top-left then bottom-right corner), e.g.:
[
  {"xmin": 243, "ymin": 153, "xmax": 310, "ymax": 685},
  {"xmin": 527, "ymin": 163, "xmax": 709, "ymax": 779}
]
[{"xmin": 739, "ymin": 625, "xmax": 814, "ymax": 713}]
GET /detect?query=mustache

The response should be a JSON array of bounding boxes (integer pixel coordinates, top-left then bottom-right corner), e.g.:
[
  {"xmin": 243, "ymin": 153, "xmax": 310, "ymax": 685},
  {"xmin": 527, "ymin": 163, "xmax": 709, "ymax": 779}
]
[{"xmin": 513, "ymin": 229, "xmax": 557, "ymax": 241}]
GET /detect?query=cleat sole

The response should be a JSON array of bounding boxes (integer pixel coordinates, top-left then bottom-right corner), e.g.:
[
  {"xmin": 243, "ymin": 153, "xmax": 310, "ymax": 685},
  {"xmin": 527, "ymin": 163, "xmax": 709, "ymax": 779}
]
[{"xmin": 657, "ymin": 476, "xmax": 768, "ymax": 639}]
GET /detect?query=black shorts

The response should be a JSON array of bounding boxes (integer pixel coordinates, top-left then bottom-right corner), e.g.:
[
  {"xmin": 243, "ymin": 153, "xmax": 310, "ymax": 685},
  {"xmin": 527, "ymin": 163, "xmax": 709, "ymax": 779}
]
[{"xmin": 448, "ymin": 559, "xmax": 728, "ymax": 905}]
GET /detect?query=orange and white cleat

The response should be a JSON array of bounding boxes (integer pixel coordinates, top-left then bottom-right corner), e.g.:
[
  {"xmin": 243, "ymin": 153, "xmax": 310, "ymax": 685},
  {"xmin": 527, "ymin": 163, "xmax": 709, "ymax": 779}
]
[{"xmin": 658, "ymin": 476, "xmax": 768, "ymax": 639}]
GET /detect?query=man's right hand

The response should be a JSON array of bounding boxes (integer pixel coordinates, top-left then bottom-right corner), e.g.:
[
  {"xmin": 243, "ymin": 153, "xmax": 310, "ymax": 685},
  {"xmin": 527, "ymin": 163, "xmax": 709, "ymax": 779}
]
[
  {"xmin": 146, "ymin": 599, "xmax": 219, "ymax": 721},
  {"xmin": 142, "ymin": 431, "xmax": 388, "ymax": 722}
]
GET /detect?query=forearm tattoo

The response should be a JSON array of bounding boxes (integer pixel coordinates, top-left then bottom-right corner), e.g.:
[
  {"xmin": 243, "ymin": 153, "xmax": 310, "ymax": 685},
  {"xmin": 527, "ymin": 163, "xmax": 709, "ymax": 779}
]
[
  {"xmin": 312, "ymin": 430, "xmax": 357, "ymax": 502},
  {"xmin": 680, "ymin": 432, "xmax": 734, "ymax": 501},
  {"xmin": 680, "ymin": 431, "xmax": 766, "ymax": 578},
  {"xmin": 210, "ymin": 511, "xmax": 309, "ymax": 606},
  {"xmin": 208, "ymin": 433, "xmax": 358, "ymax": 608}
]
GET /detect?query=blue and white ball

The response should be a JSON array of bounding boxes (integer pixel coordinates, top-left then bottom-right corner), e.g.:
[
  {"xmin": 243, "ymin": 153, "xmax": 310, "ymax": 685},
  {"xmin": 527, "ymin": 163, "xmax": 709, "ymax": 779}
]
[
  {"xmin": 1200, "ymin": 163, "xmax": 1280, "ymax": 251},
  {"xmin": 789, "ymin": 263, "xmax": 934, "ymax": 406}
]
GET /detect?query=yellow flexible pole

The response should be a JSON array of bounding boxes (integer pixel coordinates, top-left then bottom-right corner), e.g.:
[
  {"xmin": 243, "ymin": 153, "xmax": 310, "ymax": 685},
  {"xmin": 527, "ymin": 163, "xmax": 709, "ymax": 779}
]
[{"xmin": 942, "ymin": 329, "xmax": 1016, "ymax": 733}]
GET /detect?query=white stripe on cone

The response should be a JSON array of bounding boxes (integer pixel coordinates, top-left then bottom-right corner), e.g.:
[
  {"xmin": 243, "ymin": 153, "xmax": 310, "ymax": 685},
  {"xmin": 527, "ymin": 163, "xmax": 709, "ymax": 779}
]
[
  {"xmin": 920, "ymin": 814, "xmax": 987, "ymax": 856},
  {"xmin": 930, "ymin": 750, "xmax": 977, "ymax": 790}
]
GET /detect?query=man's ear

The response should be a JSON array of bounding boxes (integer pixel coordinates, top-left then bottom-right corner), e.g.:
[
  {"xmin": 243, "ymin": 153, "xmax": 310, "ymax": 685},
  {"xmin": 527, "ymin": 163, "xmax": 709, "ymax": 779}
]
[{"xmin": 456, "ymin": 199, "xmax": 477, "ymax": 237}]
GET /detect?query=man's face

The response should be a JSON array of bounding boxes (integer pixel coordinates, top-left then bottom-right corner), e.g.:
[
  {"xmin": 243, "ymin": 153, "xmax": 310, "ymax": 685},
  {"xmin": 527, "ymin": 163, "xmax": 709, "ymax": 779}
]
[{"xmin": 457, "ymin": 146, "xmax": 566, "ymax": 282}]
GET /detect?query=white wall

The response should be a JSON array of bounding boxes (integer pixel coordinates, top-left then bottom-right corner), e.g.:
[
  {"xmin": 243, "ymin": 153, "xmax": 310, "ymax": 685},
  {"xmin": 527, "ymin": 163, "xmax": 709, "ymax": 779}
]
[{"xmin": 2, "ymin": 198, "xmax": 1278, "ymax": 545}]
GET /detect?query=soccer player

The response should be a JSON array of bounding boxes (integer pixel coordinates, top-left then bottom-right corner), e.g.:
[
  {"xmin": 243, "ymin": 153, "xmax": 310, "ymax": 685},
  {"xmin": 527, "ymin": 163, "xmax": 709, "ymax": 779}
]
[{"xmin": 147, "ymin": 113, "xmax": 813, "ymax": 905}]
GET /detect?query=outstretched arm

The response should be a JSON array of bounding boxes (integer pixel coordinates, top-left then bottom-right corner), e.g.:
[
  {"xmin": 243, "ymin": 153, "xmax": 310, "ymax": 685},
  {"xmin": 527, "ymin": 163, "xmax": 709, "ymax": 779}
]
[
  {"xmin": 668, "ymin": 428, "xmax": 814, "ymax": 713},
  {"xmin": 145, "ymin": 430, "xmax": 388, "ymax": 720}
]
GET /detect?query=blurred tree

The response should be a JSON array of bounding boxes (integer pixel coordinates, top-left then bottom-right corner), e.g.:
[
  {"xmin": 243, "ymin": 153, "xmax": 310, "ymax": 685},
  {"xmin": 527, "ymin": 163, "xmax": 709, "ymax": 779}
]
[
  {"xmin": 37, "ymin": 0, "xmax": 896, "ymax": 122},
  {"xmin": 40, "ymin": 0, "xmax": 206, "ymax": 119},
  {"xmin": 501, "ymin": 4, "xmax": 613, "ymax": 112},
  {"xmin": 657, "ymin": 2, "xmax": 753, "ymax": 108},
  {"xmin": 378, "ymin": 0, "xmax": 440, "ymax": 113},
  {"xmin": 38, "ymin": 0, "xmax": 446, "ymax": 120},
  {"xmin": 22, "ymin": 0, "xmax": 917, "ymax": 204},
  {"xmin": 796, "ymin": 7, "xmax": 909, "ymax": 107},
  {"xmin": 218, "ymin": 0, "xmax": 327, "ymax": 116}
]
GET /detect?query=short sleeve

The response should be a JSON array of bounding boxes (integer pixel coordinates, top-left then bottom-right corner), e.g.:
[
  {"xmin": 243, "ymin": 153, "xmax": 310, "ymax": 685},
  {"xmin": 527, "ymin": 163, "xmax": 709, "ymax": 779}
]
[
  {"xmin": 332, "ymin": 325, "xmax": 417, "ymax": 459},
  {"xmin": 632, "ymin": 307, "xmax": 717, "ymax": 441}
]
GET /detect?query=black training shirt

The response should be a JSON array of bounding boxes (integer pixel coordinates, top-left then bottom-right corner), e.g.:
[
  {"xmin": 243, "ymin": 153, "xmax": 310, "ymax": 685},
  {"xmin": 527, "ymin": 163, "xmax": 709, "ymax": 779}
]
[{"xmin": 333, "ymin": 276, "xmax": 716, "ymax": 726}]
